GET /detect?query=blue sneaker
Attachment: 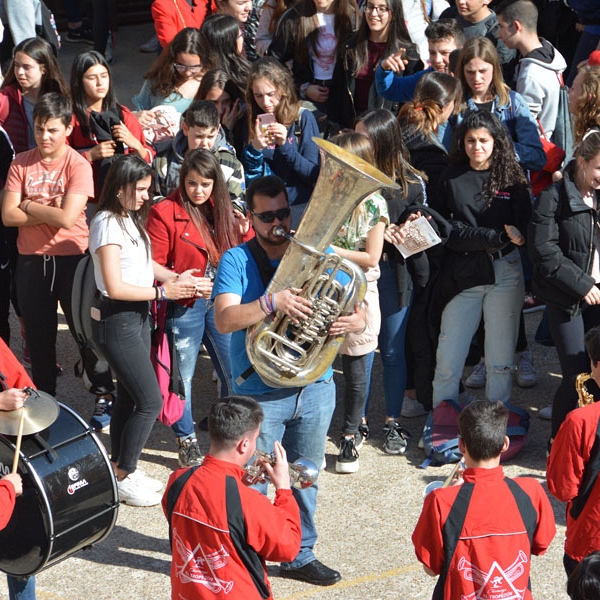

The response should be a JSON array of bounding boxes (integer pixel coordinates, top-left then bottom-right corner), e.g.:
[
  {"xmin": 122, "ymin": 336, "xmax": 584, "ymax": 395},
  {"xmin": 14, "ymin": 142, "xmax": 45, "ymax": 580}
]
[{"xmin": 90, "ymin": 397, "xmax": 113, "ymax": 432}]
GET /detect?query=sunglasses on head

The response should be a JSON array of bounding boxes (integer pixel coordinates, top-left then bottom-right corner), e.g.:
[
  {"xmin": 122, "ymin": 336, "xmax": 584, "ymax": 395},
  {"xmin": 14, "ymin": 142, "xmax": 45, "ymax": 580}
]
[{"xmin": 250, "ymin": 207, "xmax": 290, "ymax": 223}]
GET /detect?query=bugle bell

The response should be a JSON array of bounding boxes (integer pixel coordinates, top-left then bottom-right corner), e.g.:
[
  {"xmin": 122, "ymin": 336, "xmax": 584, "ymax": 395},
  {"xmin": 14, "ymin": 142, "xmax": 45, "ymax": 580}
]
[
  {"xmin": 576, "ymin": 372, "xmax": 595, "ymax": 407},
  {"xmin": 242, "ymin": 449, "xmax": 318, "ymax": 489}
]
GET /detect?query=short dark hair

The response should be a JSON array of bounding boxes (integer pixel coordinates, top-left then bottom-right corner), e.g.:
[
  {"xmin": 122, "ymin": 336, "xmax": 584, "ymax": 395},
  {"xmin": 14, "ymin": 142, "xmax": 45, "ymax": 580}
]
[
  {"xmin": 425, "ymin": 19, "xmax": 466, "ymax": 48},
  {"xmin": 585, "ymin": 326, "xmax": 600, "ymax": 368},
  {"xmin": 568, "ymin": 551, "xmax": 600, "ymax": 600},
  {"xmin": 33, "ymin": 92, "xmax": 72, "ymax": 127},
  {"xmin": 183, "ymin": 100, "xmax": 220, "ymax": 129},
  {"xmin": 458, "ymin": 401, "xmax": 509, "ymax": 461},
  {"xmin": 496, "ymin": 0, "xmax": 538, "ymax": 32},
  {"xmin": 208, "ymin": 396, "xmax": 264, "ymax": 450},
  {"xmin": 246, "ymin": 175, "xmax": 288, "ymax": 212}
]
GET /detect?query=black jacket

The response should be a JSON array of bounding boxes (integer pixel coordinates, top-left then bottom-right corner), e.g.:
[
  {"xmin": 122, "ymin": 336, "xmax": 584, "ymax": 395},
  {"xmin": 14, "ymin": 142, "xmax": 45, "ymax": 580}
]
[
  {"xmin": 528, "ymin": 161, "xmax": 598, "ymax": 315},
  {"xmin": 435, "ymin": 164, "xmax": 532, "ymax": 307}
]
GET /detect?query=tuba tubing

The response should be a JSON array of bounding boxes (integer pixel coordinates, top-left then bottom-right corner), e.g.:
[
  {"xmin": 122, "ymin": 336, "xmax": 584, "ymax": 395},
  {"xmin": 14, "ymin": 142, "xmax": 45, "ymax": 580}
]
[{"xmin": 245, "ymin": 137, "xmax": 399, "ymax": 388}]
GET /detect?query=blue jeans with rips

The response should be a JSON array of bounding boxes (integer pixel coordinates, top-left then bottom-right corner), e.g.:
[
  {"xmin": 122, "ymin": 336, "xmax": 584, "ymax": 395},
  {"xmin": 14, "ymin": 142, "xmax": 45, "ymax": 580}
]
[
  {"xmin": 252, "ymin": 377, "xmax": 336, "ymax": 569},
  {"xmin": 166, "ymin": 299, "xmax": 232, "ymax": 440},
  {"xmin": 432, "ymin": 250, "xmax": 524, "ymax": 407}
]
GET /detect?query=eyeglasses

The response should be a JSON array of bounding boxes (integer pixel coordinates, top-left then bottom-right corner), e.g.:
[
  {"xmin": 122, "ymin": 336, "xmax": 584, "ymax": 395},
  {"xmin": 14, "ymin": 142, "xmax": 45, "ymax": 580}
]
[
  {"xmin": 365, "ymin": 4, "xmax": 389, "ymax": 14},
  {"xmin": 250, "ymin": 207, "xmax": 291, "ymax": 223},
  {"xmin": 174, "ymin": 63, "xmax": 203, "ymax": 73}
]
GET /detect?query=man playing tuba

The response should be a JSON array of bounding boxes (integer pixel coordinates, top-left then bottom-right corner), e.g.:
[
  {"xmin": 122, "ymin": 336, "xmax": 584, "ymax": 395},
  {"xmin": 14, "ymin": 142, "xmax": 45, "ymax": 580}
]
[{"xmin": 213, "ymin": 175, "xmax": 365, "ymax": 587}]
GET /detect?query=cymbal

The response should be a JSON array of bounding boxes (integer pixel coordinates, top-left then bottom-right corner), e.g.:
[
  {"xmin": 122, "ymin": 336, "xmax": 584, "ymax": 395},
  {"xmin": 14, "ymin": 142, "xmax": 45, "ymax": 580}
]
[{"xmin": 0, "ymin": 388, "xmax": 60, "ymax": 436}]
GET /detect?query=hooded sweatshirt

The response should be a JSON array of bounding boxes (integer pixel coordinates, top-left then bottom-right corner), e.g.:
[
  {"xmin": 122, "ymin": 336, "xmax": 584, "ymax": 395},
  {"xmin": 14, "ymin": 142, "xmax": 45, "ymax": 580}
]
[
  {"xmin": 154, "ymin": 127, "xmax": 245, "ymax": 202},
  {"xmin": 514, "ymin": 38, "xmax": 567, "ymax": 139}
]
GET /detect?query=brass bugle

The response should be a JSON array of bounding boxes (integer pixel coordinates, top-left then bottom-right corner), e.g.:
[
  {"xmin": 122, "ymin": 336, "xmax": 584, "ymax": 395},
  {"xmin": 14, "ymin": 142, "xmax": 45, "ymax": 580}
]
[
  {"xmin": 576, "ymin": 372, "xmax": 595, "ymax": 407},
  {"xmin": 423, "ymin": 461, "xmax": 464, "ymax": 498},
  {"xmin": 242, "ymin": 449, "xmax": 318, "ymax": 489}
]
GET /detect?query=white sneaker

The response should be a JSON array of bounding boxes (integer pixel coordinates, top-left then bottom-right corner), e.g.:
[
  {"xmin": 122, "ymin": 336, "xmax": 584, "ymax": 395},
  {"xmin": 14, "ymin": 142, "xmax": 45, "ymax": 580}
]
[
  {"xmin": 118, "ymin": 474, "xmax": 162, "ymax": 507},
  {"xmin": 127, "ymin": 469, "xmax": 163, "ymax": 493},
  {"xmin": 539, "ymin": 405, "xmax": 552, "ymax": 420},
  {"xmin": 516, "ymin": 351, "xmax": 538, "ymax": 388},
  {"xmin": 465, "ymin": 359, "xmax": 486, "ymax": 388},
  {"xmin": 401, "ymin": 396, "xmax": 427, "ymax": 418}
]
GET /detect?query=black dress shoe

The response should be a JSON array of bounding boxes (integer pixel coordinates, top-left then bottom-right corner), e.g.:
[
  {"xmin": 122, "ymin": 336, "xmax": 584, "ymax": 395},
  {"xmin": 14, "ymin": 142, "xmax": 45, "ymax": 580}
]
[{"xmin": 281, "ymin": 559, "xmax": 341, "ymax": 586}]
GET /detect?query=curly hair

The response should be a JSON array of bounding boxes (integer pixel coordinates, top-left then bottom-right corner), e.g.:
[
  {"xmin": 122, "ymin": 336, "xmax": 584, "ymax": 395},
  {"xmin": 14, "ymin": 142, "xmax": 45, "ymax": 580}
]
[
  {"xmin": 450, "ymin": 110, "xmax": 528, "ymax": 199},
  {"xmin": 143, "ymin": 28, "xmax": 204, "ymax": 98},
  {"xmin": 246, "ymin": 57, "xmax": 300, "ymax": 130},
  {"xmin": 398, "ymin": 71, "xmax": 461, "ymax": 137},
  {"xmin": 572, "ymin": 65, "xmax": 600, "ymax": 144}
]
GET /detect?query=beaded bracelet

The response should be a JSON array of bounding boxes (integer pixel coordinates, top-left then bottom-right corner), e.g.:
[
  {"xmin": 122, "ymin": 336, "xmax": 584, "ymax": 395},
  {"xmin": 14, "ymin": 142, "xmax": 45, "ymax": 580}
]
[
  {"xmin": 159, "ymin": 285, "xmax": 167, "ymax": 301},
  {"xmin": 258, "ymin": 294, "xmax": 269, "ymax": 315}
]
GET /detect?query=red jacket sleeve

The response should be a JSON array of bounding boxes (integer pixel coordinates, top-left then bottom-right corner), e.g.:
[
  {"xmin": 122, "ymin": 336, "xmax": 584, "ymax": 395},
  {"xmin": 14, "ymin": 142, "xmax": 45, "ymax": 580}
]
[
  {"xmin": 0, "ymin": 338, "xmax": 34, "ymax": 389},
  {"xmin": 122, "ymin": 106, "xmax": 155, "ymax": 162},
  {"xmin": 0, "ymin": 480, "xmax": 16, "ymax": 530},
  {"xmin": 412, "ymin": 491, "xmax": 446, "ymax": 574}
]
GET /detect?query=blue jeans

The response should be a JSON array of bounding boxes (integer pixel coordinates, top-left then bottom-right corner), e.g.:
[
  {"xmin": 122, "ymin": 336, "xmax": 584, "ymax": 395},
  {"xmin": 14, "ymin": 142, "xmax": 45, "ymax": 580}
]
[
  {"xmin": 433, "ymin": 250, "xmax": 524, "ymax": 407},
  {"xmin": 166, "ymin": 299, "xmax": 232, "ymax": 439},
  {"xmin": 7, "ymin": 575, "xmax": 35, "ymax": 600},
  {"xmin": 377, "ymin": 260, "xmax": 411, "ymax": 418},
  {"xmin": 253, "ymin": 378, "xmax": 336, "ymax": 569}
]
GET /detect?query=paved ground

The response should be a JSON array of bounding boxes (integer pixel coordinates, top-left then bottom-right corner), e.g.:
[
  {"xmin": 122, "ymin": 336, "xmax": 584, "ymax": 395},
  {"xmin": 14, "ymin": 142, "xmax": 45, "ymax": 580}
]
[{"xmin": 0, "ymin": 22, "xmax": 575, "ymax": 600}]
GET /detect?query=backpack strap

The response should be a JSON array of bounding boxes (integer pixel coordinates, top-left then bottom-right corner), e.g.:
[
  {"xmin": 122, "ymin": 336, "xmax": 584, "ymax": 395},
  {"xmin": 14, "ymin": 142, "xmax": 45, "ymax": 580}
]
[
  {"xmin": 433, "ymin": 481, "xmax": 474, "ymax": 600},
  {"xmin": 165, "ymin": 464, "xmax": 202, "ymax": 548},
  {"xmin": 225, "ymin": 475, "xmax": 271, "ymax": 599},
  {"xmin": 569, "ymin": 414, "xmax": 600, "ymax": 519}
]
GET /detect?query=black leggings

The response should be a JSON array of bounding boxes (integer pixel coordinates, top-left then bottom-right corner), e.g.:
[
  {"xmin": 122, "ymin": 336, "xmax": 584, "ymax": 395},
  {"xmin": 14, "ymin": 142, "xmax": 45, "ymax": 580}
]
[{"xmin": 92, "ymin": 298, "xmax": 162, "ymax": 473}]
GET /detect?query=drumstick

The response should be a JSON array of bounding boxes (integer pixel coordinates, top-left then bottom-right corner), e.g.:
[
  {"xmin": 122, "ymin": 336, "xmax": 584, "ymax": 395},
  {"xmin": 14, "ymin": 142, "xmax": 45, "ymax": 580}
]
[{"xmin": 11, "ymin": 406, "xmax": 25, "ymax": 474}]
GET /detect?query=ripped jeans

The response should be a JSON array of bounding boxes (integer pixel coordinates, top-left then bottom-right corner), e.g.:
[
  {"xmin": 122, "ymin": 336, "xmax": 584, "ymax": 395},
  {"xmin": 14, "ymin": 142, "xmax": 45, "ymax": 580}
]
[
  {"xmin": 166, "ymin": 299, "xmax": 232, "ymax": 440},
  {"xmin": 432, "ymin": 249, "xmax": 524, "ymax": 407}
]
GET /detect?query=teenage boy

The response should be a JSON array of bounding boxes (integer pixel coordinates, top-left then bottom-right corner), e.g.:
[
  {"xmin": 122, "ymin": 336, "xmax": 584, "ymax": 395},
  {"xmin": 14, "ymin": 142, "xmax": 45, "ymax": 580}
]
[
  {"xmin": 440, "ymin": 0, "xmax": 517, "ymax": 80},
  {"xmin": 547, "ymin": 326, "xmax": 600, "ymax": 581},
  {"xmin": 413, "ymin": 400, "xmax": 556, "ymax": 599},
  {"xmin": 163, "ymin": 396, "xmax": 301, "ymax": 600},
  {"xmin": 154, "ymin": 100, "xmax": 245, "ymax": 203},
  {"xmin": 376, "ymin": 19, "xmax": 466, "ymax": 103},
  {"xmin": 1, "ymin": 93, "xmax": 115, "ymax": 421},
  {"xmin": 496, "ymin": 0, "xmax": 567, "ymax": 139}
]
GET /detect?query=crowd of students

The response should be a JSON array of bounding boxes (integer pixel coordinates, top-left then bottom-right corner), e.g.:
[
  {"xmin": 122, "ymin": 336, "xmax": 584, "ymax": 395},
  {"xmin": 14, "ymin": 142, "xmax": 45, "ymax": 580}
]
[{"xmin": 1, "ymin": 0, "xmax": 600, "ymax": 597}]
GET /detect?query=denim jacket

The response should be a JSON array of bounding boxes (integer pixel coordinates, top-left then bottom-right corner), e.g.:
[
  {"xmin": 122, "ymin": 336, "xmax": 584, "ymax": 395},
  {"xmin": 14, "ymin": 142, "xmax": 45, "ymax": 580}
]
[{"xmin": 447, "ymin": 90, "xmax": 546, "ymax": 172}]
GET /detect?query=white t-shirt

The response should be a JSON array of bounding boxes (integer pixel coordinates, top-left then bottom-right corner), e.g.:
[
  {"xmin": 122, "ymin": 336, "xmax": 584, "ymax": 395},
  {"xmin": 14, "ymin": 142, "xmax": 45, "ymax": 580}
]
[
  {"xmin": 311, "ymin": 12, "xmax": 336, "ymax": 80},
  {"xmin": 89, "ymin": 210, "xmax": 154, "ymax": 295}
]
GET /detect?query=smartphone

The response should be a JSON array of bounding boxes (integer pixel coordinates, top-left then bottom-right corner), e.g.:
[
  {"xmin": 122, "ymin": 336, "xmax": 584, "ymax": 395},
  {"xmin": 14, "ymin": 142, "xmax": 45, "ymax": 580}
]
[{"xmin": 257, "ymin": 112, "xmax": 276, "ymax": 133}]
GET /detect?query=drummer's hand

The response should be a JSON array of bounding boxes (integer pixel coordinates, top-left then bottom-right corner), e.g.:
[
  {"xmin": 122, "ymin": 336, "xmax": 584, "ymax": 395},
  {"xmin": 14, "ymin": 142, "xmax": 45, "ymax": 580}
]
[
  {"xmin": 2, "ymin": 473, "xmax": 23, "ymax": 496},
  {"xmin": 0, "ymin": 388, "xmax": 27, "ymax": 411}
]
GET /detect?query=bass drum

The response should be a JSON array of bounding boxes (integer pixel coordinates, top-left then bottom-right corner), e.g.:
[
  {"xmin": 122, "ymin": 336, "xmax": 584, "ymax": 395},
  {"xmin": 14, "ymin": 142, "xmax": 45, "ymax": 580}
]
[{"xmin": 0, "ymin": 402, "xmax": 119, "ymax": 576}]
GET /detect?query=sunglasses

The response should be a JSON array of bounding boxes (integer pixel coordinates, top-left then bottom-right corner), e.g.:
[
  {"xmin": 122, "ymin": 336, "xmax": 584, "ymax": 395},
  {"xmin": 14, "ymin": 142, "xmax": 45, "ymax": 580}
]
[
  {"xmin": 250, "ymin": 207, "xmax": 290, "ymax": 223},
  {"xmin": 174, "ymin": 63, "xmax": 202, "ymax": 73}
]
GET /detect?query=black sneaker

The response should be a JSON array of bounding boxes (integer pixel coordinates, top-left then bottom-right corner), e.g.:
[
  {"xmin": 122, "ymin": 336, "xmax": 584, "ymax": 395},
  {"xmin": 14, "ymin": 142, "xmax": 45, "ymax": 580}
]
[
  {"xmin": 65, "ymin": 26, "xmax": 94, "ymax": 44},
  {"xmin": 90, "ymin": 397, "xmax": 113, "ymax": 432},
  {"xmin": 335, "ymin": 436, "xmax": 359, "ymax": 474},
  {"xmin": 358, "ymin": 421, "xmax": 369, "ymax": 441},
  {"xmin": 383, "ymin": 421, "xmax": 410, "ymax": 455},
  {"xmin": 178, "ymin": 438, "xmax": 203, "ymax": 468}
]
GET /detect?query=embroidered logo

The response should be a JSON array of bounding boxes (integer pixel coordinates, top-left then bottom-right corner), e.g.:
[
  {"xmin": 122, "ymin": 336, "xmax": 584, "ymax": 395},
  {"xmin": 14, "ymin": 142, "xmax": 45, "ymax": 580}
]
[
  {"xmin": 173, "ymin": 528, "xmax": 234, "ymax": 594},
  {"xmin": 457, "ymin": 551, "xmax": 528, "ymax": 599}
]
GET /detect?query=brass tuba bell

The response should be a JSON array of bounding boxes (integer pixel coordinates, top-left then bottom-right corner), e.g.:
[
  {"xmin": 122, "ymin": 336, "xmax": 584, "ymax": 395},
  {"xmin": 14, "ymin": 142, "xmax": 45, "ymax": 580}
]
[
  {"xmin": 576, "ymin": 372, "xmax": 595, "ymax": 407},
  {"xmin": 246, "ymin": 137, "xmax": 399, "ymax": 388}
]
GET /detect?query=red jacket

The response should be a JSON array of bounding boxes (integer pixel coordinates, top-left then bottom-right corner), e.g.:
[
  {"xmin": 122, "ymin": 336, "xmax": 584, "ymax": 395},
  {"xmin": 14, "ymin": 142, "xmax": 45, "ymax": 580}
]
[
  {"xmin": 152, "ymin": 0, "xmax": 217, "ymax": 48},
  {"xmin": 162, "ymin": 455, "xmax": 301, "ymax": 600},
  {"xmin": 0, "ymin": 84, "xmax": 30, "ymax": 154},
  {"xmin": 547, "ymin": 401, "xmax": 600, "ymax": 561},
  {"xmin": 68, "ymin": 106, "xmax": 154, "ymax": 201},
  {"xmin": 147, "ymin": 191, "xmax": 211, "ymax": 307},
  {"xmin": 413, "ymin": 466, "xmax": 556, "ymax": 600},
  {"xmin": 0, "ymin": 338, "xmax": 34, "ymax": 530}
]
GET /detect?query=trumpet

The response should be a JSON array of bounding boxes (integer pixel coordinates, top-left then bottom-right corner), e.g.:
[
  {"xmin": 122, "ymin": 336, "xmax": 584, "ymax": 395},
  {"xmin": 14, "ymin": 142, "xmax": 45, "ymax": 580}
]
[
  {"xmin": 576, "ymin": 372, "xmax": 595, "ymax": 407},
  {"xmin": 423, "ymin": 461, "xmax": 465, "ymax": 498},
  {"xmin": 242, "ymin": 450, "xmax": 318, "ymax": 489}
]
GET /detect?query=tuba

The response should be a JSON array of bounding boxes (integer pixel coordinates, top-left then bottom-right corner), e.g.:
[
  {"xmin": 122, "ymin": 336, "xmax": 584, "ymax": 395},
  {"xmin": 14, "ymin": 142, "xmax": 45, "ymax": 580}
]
[
  {"xmin": 246, "ymin": 137, "xmax": 399, "ymax": 388},
  {"xmin": 576, "ymin": 372, "xmax": 595, "ymax": 407}
]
